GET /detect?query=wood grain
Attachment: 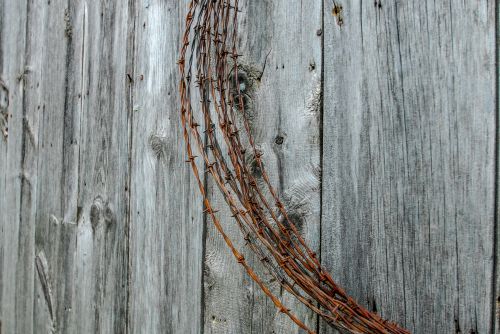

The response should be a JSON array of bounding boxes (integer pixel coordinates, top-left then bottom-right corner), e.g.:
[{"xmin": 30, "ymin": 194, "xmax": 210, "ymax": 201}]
[
  {"xmin": 69, "ymin": 2, "xmax": 132, "ymax": 333},
  {"xmin": 321, "ymin": 1, "xmax": 496, "ymax": 333},
  {"xmin": 127, "ymin": 1, "xmax": 204, "ymax": 333},
  {"xmin": 0, "ymin": 1, "xmax": 31, "ymax": 333},
  {"xmin": 203, "ymin": 1, "xmax": 323, "ymax": 333},
  {"xmin": 1, "ymin": 0, "xmax": 133, "ymax": 332},
  {"xmin": 26, "ymin": 1, "xmax": 79, "ymax": 332}
]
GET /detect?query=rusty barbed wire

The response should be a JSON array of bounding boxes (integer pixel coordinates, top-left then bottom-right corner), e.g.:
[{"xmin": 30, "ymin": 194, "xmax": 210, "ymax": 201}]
[{"xmin": 178, "ymin": 1, "xmax": 411, "ymax": 333}]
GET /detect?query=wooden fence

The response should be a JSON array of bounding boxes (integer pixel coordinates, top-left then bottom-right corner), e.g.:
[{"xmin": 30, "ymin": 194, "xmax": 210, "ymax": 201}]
[{"xmin": 0, "ymin": 1, "xmax": 496, "ymax": 333}]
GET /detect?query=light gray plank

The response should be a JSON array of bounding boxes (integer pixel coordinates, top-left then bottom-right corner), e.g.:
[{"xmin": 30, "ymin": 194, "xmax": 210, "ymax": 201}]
[
  {"xmin": 321, "ymin": 1, "xmax": 496, "ymax": 333},
  {"xmin": 71, "ymin": 1, "xmax": 132, "ymax": 333},
  {"xmin": 127, "ymin": 1, "xmax": 204, "ymax": 333},
  {"xmin": 203, "ymin": 1, "xmax": 322, "ymax": 333},
  {"xmin": 23, "ymin": 1, "xmax": 133, "ymax": 333},
  {"xmin": 25, "ymin": 1, "xmax": 76, "ymax": 332},
  {"xmin": 0, "ymin": 1, "xmax": 31, "ymax": 333}
]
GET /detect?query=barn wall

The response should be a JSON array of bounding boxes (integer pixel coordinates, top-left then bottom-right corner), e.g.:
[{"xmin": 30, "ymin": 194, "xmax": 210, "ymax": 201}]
[{"xmin": 0, "ymin": 1, "xmax": 496, "ymax": 333}]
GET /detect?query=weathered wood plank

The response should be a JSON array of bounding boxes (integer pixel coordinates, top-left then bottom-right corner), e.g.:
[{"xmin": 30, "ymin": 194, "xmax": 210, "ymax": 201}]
[
  {"xmin": 203, "ymin": 1, "xmax": 323, "ymax": 333},
  {"xmin": 24, "ymin": 1, "xmax": 77, "ymax": 332},
  {"xmin": 321, "ymin": 1, "xmax": 496, "ymax": 333},
  {"xmin": 21, "ymin": 1, "xmax": 133, "ymax": 333},
  {"xmin": 70, "ymin": 2, "xmax": 132, "ymax": 333},
  {"xmin": 0, "ymin": 1, "xmax": 31, "ymax": 333},
  {"xmin": 127, "ymin": 1, "xmax": 204, "ymax": 333}
]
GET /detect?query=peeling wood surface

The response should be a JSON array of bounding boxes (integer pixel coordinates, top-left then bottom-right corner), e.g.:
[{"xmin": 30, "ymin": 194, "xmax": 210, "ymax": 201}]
[{"xmin": 0, "ymin": 1, "xmax": 497, "ymax": 334}]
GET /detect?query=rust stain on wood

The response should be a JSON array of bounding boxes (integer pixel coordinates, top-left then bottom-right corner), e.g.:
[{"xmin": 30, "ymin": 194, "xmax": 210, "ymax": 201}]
[{"xmin": 332, "ymin": 3, "xmax": 344, "ymax": 26}]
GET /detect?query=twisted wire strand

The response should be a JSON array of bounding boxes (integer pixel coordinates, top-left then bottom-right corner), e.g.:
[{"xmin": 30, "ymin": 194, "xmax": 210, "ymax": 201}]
[{"xmin": 178, "ymin": 1, "xmax": 411, "ymax": 333}]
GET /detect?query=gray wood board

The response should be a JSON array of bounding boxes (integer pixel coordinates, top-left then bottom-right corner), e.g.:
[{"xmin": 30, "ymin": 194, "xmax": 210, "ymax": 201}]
[
  {"xmin": 0, "ymin": 0, "xmax": 30, "ymax": 333},
  {"xmin": 321, "ymin": 1, "xmax": 496, "ymax": 333},
  {"xmin": 127, "ymin": 1, "xmax": 204, "ymax": 333},
  {"xmin": 203, "ymin": 1, "xmax": 323, "ymax": 333},
  {"xmin": 1, "ymin": 0, "xmax": 134, "ymax": 333},
  {"xmin": 30, "ymin": 1, "xmax": 132, "ymax": 333}
]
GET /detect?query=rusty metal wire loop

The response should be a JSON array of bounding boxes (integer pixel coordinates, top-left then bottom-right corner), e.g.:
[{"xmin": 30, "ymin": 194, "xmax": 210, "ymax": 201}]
[{"xmin": 178, "ymin": 1, "xmax": 411, "ymax": 333}]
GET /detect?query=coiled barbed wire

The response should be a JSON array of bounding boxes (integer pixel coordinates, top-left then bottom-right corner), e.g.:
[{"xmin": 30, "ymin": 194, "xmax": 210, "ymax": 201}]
[{"xmin": 178, "ymin": 1, "xmax": 410, "ymax": 333}]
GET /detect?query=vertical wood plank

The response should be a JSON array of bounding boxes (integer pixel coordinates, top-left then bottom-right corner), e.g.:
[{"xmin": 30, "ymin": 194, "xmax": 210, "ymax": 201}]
[
  {"xmin": 71, "ymin": 1, "xmax": 132, "ymax": 333},
  {"xmin": 127, "ymin": 1, "xmax": 204, "ymax": 333},
  {"xmin": 203, "ymin": 1, "xmax": 323, "ymax": 333},
  {"xmin": 0, "ymin": 1, "xmax": 31, "ymax": 333},
  {"xmin": 21, "ymin": 0, "xmax": 134, "ymax": 333},
  {"xmin": 321, "ymin": 1, "xmax": 496, "ymax": 333},
  {"xmin": 25, "ymin": 1, "xmax": 76, "ymax": 332}
]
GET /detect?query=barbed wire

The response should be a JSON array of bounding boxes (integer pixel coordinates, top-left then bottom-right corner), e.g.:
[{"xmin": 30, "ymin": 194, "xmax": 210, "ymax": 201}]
[{"xmin": 178, "ymin": 1, "xmax": 410, "ymax": 333}]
